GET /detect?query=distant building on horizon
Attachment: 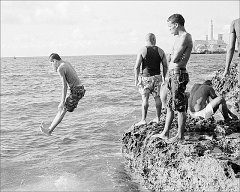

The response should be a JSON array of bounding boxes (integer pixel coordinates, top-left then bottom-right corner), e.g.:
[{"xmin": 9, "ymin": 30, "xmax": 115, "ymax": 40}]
[{"xmin": 193, "ymin": 20, "xmax": 227, "ymax": 54}]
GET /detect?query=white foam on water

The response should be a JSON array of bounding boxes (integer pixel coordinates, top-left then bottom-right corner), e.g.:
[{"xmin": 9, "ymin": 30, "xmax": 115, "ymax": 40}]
[
  {"xmin": 53, "ymin": 173, "xmax": 84, "ymax": 191},
  {"xmin": 12, "ymin": 172, "xmax": 94, "ymax": 192}
]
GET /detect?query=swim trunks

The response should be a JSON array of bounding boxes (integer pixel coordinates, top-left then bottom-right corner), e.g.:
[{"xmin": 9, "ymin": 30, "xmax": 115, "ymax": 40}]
[
  {"xmin": 190, "ymin": 103, "xmax": 214, "ymax": 119},
  {"xmin": 138, "ymin": 75, "xmax": 162, "ymax": 97},
  {"xmin": 65, "ymin": 85, "xmax": 86, "ymax": 112},
  {"xmin": 166, "ymin": 70, "xmax": 189, "ymax": 112}
]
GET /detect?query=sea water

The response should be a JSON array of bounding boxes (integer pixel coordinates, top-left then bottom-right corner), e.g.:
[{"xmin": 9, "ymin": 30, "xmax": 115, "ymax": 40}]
[{"xmin": 1, "ymin": 54, "xmax": 238, "ymax": 191}]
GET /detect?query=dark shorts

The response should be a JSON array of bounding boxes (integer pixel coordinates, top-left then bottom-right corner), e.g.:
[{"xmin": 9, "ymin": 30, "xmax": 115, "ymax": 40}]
[
  {"xmin": 65, "ymin": 85, "xmax": 86, "ymax": 112},
  {"xmin": 166, "ymin": 72, "xmax": 189, "ymax": 112}
]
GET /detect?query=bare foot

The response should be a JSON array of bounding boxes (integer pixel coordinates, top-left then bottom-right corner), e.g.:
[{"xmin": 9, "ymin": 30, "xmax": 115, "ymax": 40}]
[
  {"xmin": 150, "ymin": 117, "xmax": 161, "ymax": 124},
  {"xmin": 134, "ymin": 120, "xmax": 147, "ymax": 127},
  {"xmin": 151, "ymin": 133, "xmax": 169, "ymax": 140},
  {"xmin": 167, "ymin": 135, "xmax": 184, "ymax": 143},
  {"xmin": 40, "ymin": 122, "xmax": 51, "ymax": 136}
]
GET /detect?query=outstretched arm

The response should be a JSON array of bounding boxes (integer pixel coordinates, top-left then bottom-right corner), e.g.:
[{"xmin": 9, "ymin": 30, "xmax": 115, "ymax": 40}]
[
  {"xmin": 58, "ymin": 66, "xmax": 68, "ymax": 109},
  {"xmin": 223, "ymin": 21, "xmax": 236, "ymax": 76}
]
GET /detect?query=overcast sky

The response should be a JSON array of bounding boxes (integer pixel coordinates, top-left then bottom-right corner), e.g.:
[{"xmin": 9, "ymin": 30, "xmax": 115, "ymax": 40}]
[{"xmin": 1, "ymin": 1, "xmax": 239, "ymax": 57}]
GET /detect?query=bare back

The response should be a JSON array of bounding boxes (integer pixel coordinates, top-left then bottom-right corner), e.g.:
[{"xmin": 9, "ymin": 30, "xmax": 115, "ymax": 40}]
[
  {"xmin": 189, "ymin": 84, "xmax": 212, "ymax": 112},
  {"xmin": 58, "ymin": 61, "xmax": 81, "ymax": 88}
]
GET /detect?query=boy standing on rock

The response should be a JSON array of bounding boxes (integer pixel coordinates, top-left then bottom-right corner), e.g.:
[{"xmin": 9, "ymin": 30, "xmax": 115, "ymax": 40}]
[
  {"xmin": 134, "ymin": 33, "xmax": 168, "ymax": 126},
  {"xmin": 153, "ymin": 14, "xmax": 193, "ymax": 143}
]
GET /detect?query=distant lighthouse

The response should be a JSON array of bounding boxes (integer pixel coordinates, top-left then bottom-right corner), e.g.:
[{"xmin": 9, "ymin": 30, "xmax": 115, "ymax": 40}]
[
  {"xmin": 193, "ymin": 19, "xmax": 227, "ymax": 54},
  {"xmin": 210, "ymin": 20, "xmax": 214, "ymax": 40}
]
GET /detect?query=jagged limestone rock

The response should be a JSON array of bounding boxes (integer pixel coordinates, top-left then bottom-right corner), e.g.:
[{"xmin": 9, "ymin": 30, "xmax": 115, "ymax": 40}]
[
  {"xmin": 122, "ymin": 64, "xmax": 240, "ymax": 191},
  {"xmin": 122, "ymin": 119, "xmax": 240, "ymax": 191},
  {"xmin": 212, "ymin": 62, "xmax": 240, "ymax": 116}
]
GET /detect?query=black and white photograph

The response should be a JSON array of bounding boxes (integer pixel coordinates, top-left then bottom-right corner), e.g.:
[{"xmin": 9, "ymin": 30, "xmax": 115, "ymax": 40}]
[{"xmin": 1, "ymin": 1, "xmax": 240, "ymax": 191}]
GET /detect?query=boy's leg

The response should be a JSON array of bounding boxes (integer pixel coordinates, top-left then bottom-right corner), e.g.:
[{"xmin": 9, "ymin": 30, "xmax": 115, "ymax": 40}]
[
  {"xmin": 152, "ymin": 75, "xmax": 173, "ymax": 139},
  {"xmin": 178, "ymin": 111, "xmax": 186, "ymax": 139},
  {"xmin": 168, "ymin": 72, "xmax": 188, "ymax": 142},
  {"xmin": 168, "ymin": 111, "xmax": 186, "ymax": 143},
  {"xmin": 152, "ymin": 107, "xmax": 173, "ymax": 139},
  {"xmin": 151, "ymin": 76, "xmax": 163, "ymax": 123},
  {"xmin": 160, "ymin": 82, "xmax": 168, "ymax": 108},
  {"xmin": 210, "ymin": 96, "xmax": 230, "ymax": 121},
  {"xmin": 40, "ymin": 108, "xmax": 67, "ymax": 135},
  {"xmin": 151, "ymin": 95, "xmax": 162, "ymax": 123},
  {"xmin": 49, "ymin": 108, "xmax": 68, "ymax": 134},
  {"xmin": 135, "ymin": 91, "xmax": 150, "ymax": 126}
]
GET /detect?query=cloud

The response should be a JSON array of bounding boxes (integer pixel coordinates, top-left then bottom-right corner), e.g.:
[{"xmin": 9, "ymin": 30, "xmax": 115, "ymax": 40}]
[
  {"xmin": 1, "ymin": 1, "xmax": 33, "ymax": 24},
  {"xmin": 1, "ymin": 1, "xmax": 239, "ymax": 57},
  {"xmin": 1, "ymin": 1, "xmax": 92, "ymax": 25},
  {"xmin": 34, "ymin": 2, "xmax": 71, "ymax": 24}
]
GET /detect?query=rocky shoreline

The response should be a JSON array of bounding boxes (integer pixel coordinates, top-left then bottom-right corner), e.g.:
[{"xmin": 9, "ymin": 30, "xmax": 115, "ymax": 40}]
[{"xmin": 122, "ymin": 62, "xmax": 240, "ymax": 191}]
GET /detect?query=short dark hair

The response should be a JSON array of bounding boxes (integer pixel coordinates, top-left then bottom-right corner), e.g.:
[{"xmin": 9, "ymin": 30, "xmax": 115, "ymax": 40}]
[
  {"xmin": 49, "ymin": 53, "xmax": 61, "ymax": 61},
  {"xmin": 167, "ymin": 14, "xmax": 185, "ymax": 26}
]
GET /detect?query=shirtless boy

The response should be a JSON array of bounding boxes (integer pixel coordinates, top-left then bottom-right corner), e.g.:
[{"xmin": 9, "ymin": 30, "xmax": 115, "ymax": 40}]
[
  {"xmin": 188, "ymin": 80, "xmax": 237, "ymax": 121},
  {"xmin": 153, "ymin": 14, "xmax": 193, "ymax": 142},
  {"xmin": 40, "ymin": 53, "xmax": 85, "ymax": 136},
  {"xmin": 223, "ymin": 18, "xmax": 240, "ymax": 77}
]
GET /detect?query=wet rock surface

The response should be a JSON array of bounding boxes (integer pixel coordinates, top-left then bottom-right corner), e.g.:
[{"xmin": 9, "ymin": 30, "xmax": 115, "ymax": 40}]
[{"xmin": 122, "ymin": 64, "xmax": 240, "ymax": 191}]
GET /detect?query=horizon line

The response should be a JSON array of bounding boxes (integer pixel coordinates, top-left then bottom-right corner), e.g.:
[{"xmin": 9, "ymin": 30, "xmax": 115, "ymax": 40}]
[{"xmin": 1, "ymin": 53, "xmax": 139, "ymax": 58}]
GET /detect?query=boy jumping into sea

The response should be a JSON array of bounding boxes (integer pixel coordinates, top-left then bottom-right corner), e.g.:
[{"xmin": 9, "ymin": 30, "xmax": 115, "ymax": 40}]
[{"xmin": 40, "ymin": 53, "xmax": 85, "ymax": 136}]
